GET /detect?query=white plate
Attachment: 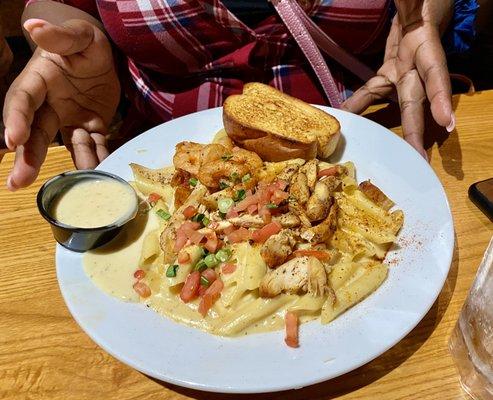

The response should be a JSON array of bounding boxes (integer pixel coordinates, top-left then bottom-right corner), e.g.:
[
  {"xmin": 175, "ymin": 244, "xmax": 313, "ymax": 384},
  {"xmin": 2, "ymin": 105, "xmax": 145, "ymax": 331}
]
[{"xmin": 56, "ymin": 106, "xmax": 454, "ymax": 393}]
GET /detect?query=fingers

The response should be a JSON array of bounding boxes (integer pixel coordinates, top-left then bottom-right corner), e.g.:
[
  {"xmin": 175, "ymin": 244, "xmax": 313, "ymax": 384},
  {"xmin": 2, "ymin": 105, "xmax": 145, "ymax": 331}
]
[
  {"xmin": 62, "ymin": 128, "xmax": 108, "ymax": 169},
  {"xmin": 7, "ymin": 105, "xmax": 59, "ymax": 191},
  {"xmin": 396, "ymin": 69, "xmax": 428, "ymax": 160},
  {"xmin": 3, "ymin": 70, "xmax": 47, "ymax": 149},
  {"xmin": 23, "ymin": 18, "xmax": 94, "ymax": 56},
  {"xmin": 341, "ymin": 75, "xmax": 394, "ymax": 114},
  {"xmin": 413, "ymin": 30, "xmax": 454, "ymax": 130}
]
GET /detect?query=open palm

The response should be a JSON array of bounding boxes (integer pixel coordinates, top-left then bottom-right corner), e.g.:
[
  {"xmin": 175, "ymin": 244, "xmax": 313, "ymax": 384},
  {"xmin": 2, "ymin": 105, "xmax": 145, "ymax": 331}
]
[{"xmin": 4, "ymin": 19, "xmax": 120, "ymax": 190}]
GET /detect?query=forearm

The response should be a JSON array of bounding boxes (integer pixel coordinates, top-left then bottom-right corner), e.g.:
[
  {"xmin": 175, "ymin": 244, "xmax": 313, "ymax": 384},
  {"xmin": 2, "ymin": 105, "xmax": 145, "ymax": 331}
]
[{"xmin": 22, "ymin": 1, "xmax": 103, "ymax": 49}]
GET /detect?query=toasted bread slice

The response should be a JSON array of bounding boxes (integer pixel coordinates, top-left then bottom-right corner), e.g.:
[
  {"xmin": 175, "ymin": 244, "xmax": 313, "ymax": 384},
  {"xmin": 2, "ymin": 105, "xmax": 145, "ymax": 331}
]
[{"xmin": 223, "ymin": 83, "xmax": 340, "ymax": 161}]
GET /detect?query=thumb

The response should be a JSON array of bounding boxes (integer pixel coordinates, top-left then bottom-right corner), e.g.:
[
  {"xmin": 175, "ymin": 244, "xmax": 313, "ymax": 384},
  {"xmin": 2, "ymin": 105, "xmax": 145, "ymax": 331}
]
[{"xmin": 23, "ymin": 18, "xmax": 94, "ymax": 56}]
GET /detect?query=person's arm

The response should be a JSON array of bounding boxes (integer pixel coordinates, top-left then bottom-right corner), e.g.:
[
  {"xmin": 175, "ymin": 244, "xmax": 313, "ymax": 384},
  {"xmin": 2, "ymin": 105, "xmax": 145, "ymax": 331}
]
[{"xmin": 22, "ymin": 0, "xmax": 103, "ymax": 49}]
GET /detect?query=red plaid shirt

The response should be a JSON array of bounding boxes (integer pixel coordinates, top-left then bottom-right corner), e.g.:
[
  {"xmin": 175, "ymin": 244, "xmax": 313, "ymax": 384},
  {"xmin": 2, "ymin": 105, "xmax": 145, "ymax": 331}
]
[{"xmin": 27, "ymin": 0, "xmax": 391, "ymax": 135}]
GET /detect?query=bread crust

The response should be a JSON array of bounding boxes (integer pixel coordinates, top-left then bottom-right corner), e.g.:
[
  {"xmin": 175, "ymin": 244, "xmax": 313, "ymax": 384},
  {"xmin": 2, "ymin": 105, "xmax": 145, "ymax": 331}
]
[{"xmin": 223, "ymin": 83, "xmax": 340, "ymax": 161}]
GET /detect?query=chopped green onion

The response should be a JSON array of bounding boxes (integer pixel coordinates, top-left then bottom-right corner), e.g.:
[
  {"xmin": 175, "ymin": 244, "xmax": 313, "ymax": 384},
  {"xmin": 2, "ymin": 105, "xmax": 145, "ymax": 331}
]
[
  {"xmin": 189, "ymin": 177, "xmax": 198, "ymax": 187},
  {"xmin": 219, "ymin": 181, "xmax": 230, "ymax": 190},
  {"xmin": 242, "ymin": 173, "xmax": 251, "ymax": 183},
  {"xmin": 266, "ymin": 203, "xmax": 278, "ymax": 209},
  {"xmin": 216, "ymin": 248, "xmax": 232, "ymax": 262},
  {"xmin": 200, "ymin": 276, "xmax": 210, "ymax": 287},
  {"xmin": 195, "ymin": 259, "xmax": 207, "ymax": 272},
  {"xmin": 156, "ymin": 209, "xmax": 171, "ymax": 220},
  {"xmin": 202, "ymin": 216, "xmax": 210, "ymax": 227},
  {"xmin": 200, "ymin": 247, "xmax": 209, "ymax": 257},
  {"xmin": 191, "ymin": 213, "xmax": 205, "ymax": 223},
  {"xmin": 221, "ymin": 154, "xmax": 233, "ymax": 161},
  {"xmin": 218, "ymin": 198, "xmax": 234, "ymax": 213},
  {"xmin": 230, "ymin": 172, "xmax": 240, "ymax": 182},
  {"xmin": 166, "ymin": 264, "xmax": 179, "ymax": 277},
  {"xmin": 233, "ymin": 189, "xmax": 246, "ymax": 202},
  {"xmin": 204, "ymin": 254, "xmax": 219, "ymax": 268}
]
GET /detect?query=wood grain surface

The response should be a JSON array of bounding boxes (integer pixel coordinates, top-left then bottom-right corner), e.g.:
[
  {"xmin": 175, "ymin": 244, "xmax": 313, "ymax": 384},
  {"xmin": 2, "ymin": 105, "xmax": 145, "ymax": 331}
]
[{"xmin": 1, "ymin": 91, "xmax": 492, "ymax": 400}]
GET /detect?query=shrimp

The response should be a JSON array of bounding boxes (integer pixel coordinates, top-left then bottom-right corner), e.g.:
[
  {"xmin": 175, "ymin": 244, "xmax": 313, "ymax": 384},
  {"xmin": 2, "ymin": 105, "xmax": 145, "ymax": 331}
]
[
  {"xmin": 198, "ymin": 146, "xmax": 263, "ymax": 189},
  {"xmin": 173, "ymin": 142, "xmax": 205, "ymax": 176}
]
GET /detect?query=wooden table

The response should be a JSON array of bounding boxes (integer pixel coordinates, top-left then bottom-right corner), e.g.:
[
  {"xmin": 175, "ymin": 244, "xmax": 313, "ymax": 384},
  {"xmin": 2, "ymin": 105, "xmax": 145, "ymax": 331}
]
[{"xmin": 1, "ymin": 91, "xmax": 492, "ymax": 400}]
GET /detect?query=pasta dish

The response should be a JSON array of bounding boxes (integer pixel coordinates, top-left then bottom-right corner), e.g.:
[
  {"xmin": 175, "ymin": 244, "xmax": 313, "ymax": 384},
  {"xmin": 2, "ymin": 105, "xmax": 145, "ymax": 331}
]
[{"xmin": 127, "ymin": 130, "xmax": 404, "ymax": 347}]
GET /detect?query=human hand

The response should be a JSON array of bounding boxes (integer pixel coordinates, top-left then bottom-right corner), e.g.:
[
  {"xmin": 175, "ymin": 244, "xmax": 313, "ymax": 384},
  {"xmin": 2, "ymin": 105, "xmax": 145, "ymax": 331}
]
[
  {"xmin": 342, "ymin": 0, "xmax": 455, "ymax": 160},
  {"xmin": 3, "ymin": 18, "xmax": 120, "ymax": 190}
]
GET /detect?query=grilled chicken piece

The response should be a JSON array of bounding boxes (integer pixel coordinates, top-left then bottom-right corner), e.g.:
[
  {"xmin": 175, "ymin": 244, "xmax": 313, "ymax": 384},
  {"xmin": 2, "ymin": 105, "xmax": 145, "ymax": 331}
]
[
  {"xmin": 159, "ymin": 184, "xmax": 208, "ymax": 255},
  {"xmin": 306, "ymin": 181, "xmax": 333, "ymax": 222},
  {"xmin": 260, "ymin": 229, "xmax": 297, "ymax": 268},
  {"xmin": 228, "ymin": 213, "xmax": 300, "ymax": 228},
  {"xmin": 289, "ymin": 201, "xmax": 312, "ymax": 228},
  {"xmin": 174, "ymin": 186, "xmax": 192, "ymax": 209},
  {"xmin": 359, "ymin": 180, "xmax": 394, "ymax": 211},
  {"xmin": 259, "ymin": 256, "xmax": 328, "ymax": 297},
  {"xmin": 300, "ymin": 159, "xmax": 318, "ymax": 191},
  {"xmin": 200, "ymin": 187, "xmax": 235, "ymax": 210},
  {"xmin": 290, "ymin": 171, "xmax": 310, "ymax": 205},
  {"xmin": 301, "ymin": 202, "xmax": 338, "ymax": 243},
  {"xmin": 277, "ymin": 159, "xmax": 306, "ymax": 182}
]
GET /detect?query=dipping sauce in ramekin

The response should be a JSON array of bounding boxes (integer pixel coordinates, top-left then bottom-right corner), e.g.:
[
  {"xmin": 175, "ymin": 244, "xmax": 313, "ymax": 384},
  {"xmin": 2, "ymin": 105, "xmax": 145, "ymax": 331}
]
[{"xmin": 37, "ymin": 170, "xmax": 138, "ymax": 252}]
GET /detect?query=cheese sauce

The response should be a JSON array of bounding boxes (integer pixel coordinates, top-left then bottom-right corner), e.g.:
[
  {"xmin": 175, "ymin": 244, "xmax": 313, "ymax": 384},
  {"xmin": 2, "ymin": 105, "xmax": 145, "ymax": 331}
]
[
  {"xmin": 83, "ymin": 211, "xmax": 159, "ymax": 301},
  {"xmin": 50, "ymin": 179, "xmax": 137, "ymax": 228}
]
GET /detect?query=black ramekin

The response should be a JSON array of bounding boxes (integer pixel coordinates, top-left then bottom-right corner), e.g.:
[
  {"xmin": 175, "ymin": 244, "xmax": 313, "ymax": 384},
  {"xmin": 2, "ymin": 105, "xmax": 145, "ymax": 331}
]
[{"xmin": 37, "ymin": 170, "xmax": 138, "ymax": 252}]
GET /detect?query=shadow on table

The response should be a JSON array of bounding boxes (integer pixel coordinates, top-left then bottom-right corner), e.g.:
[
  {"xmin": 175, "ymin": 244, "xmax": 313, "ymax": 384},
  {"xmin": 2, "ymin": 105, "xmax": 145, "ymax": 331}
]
[
  {"xmin": 363, "ymin": 100, "xmax": 464, "ymax": 181},
  {"xmin": 148, "ymin": 239, "xmax": 460, "ymax": 399}
]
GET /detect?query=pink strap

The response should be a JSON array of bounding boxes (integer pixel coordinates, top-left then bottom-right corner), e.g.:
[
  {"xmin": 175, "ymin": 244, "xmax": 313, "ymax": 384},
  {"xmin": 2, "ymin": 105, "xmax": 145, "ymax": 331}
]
[{"xmin": 271, "ymin": 0, "xmax": 376, "ymax": 108}]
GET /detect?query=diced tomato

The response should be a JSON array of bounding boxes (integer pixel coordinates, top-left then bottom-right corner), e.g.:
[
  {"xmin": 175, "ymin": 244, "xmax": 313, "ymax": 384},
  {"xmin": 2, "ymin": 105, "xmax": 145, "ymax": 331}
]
[
  {"xmin": 227, "ymin": 227, "xmax": 251, "ymax": 244},
  {"xmin": 292, "ymin": 249, "xmax": 333, "ymax": 261},
  {"xmin": 178, "ymin": 252, "xmax": 191, "ymax": 264},
  {"xmin": 204, "ymin": 230, "xmax": 219, "ymax": 253},
  {"xmin": 284, "ymin": 312, "xmax": 299, "ymax": 348},
  {"xmin": 258, "ymin": 187, "xmax": 271, "ymax": 204},
  {"xmin": 259, "ymin": 206, "xmax": 272, "ymax": 224},
  {"xmin": 174, "ymin": 234, "xmax": 188, "ymax": 253},
  {"xmin": 147, "ymin": 193, "xmax": 162, "ymax": 203},
  {"xmin": 221, "ymin": 263, "xmax": 237, "ymax": 274},
  {"xmin": 175, "ymin": 221, "xmax": 202, "ymax": 252},
  {"xmin": 183, "ymin": 205, "xmax": 197, "ymax": 219},
  {"xmin": 133, "ymin": 281, "xmax": 151, "ymax": 298},
  {"xmin": 198, "ymin": 285, "xmax": 208, "ymax": 297},
  {"xmin": 226, "ymin": 208, "xmax": 239, "ymax": 219},
  {"xmin": 198, "ymin": 279, "xmax": 224, "ymax": 316},
  {"xmin": 208, "ymin": 221, "xmax": 219, "ymax": 230},
  {"xmin": 224, "ymin": 225, "xmax": 236, "ymax": 235},
  {"xmin": 180, "ymin": 271, "xmax": 201, "ymax": 303},
  {"xmin": 318, "ymin": 166, "xmax": 338, "ymax": 178},
  {"xmin": 234, "ymin": 193, "xmax": 259, "ymax": 212},
  {"xmin": 274, "ymin": 180, "xmax": 288, "ymax": 191},
  {"xmin": 247, "ymin": 204, "xmax": 258, "ymax": 215},
  {"xmin": 251, "ymin": 221, "xmax": 282, "ymax": 243},
  {"xmin": 271, "ymin": 189, "xmax": 290, "ymax": 205},
  {"xmin": 189, "ymin": 231, "xmax": 205, "ymax": 245},
  {"xmin": 201, "ymin": 268, "xmax": 217, "ymax": 283},
  {"xmin": 133, "ymin": 269, "xmax": 146, "ymax": 280},
  {"xmin": 180, "ymin": 221, "xmax": 201, "ymax": 234}
]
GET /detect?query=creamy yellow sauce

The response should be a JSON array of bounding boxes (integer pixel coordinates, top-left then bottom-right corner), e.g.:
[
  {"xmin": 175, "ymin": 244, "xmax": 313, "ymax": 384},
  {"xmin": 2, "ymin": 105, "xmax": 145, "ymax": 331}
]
[
  {"xmin": 51, "ymin": 179, "xmax": 137, "ymax": 228},
  {"xmin": 83, "ymin": 210, "xmax": 159, "ymax": 301}
]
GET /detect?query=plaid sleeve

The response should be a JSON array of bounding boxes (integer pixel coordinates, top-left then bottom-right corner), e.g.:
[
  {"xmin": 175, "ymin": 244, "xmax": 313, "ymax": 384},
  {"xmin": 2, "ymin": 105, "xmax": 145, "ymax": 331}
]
[{"xmin": 25, "ymin": 0, "xmax": 99, "ymax": 19}]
